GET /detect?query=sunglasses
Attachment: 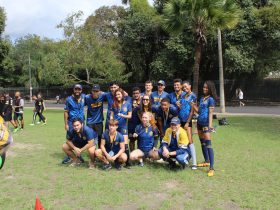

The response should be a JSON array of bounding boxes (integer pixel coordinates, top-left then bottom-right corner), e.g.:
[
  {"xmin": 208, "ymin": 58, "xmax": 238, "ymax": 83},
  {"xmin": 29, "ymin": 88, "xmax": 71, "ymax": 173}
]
[
  {"xmin": 143, "ymin": 98, "xmax": 149, "ymax": 101},
  {"xmin": 158, "ymin": 84, "xmax": 164, "ymax": 86}
]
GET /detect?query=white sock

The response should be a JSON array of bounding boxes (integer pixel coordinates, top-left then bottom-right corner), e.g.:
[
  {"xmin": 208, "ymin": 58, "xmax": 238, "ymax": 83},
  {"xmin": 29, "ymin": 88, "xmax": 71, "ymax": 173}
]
[{"xmin": 189, "ymin": 143, "xmax": 197, "ymax": 166}]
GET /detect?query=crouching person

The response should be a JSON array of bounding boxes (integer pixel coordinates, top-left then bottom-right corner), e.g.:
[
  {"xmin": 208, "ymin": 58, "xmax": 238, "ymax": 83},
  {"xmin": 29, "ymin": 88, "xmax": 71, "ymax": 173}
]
[
  {"xmin": 0, "ymin": 116, "xmax": 13, "ymax": 170},
  {"xmin": 157, "ymin": 117, "xmax": 191, "ymax": 169},
  {"xmin": 130, "ymin": 112, "xmax": 158, "ymax": 167},
  {"xmin": 95, "ymin": 120, "xmax": 127, "ymax": 170},
  {"xmin": 62, "ymin": 118, "xmax": 97, "ymax": 168}
]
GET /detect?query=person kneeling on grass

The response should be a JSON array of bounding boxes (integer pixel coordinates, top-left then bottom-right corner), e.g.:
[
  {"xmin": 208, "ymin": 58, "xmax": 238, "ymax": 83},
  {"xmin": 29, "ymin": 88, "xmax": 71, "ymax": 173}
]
[
  {"xmin": 62, "ymin": 118, "xmax": 97, "ymax": 168},
  {"xmin": 0, "ymin": 116, "xmax": 13, "ymax": 170},
  {"xmin": 95, "ymin": 119, "xmax": 127, "ymax": 170},
  {"xmin": 130, "ymin": 112, "xmax": 159, "ymax": 167},
  {"xmin": 156, "ymin": 117, "xmax": 191, "ymax": 169}
]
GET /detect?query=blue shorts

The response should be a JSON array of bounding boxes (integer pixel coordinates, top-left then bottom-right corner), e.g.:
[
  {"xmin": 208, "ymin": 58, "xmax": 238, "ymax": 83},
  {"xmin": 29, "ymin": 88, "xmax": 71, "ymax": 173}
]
[
  {"xmin": 197, "ymin": 123, "xmax": 211, "ymax": 133},
  {"xmin": 139, "ymin": 149, "xmax": 153, "ymax": 158},
  {"xmin": 117, "ymin": 126, "xmax": 128, "ymax": 135}
]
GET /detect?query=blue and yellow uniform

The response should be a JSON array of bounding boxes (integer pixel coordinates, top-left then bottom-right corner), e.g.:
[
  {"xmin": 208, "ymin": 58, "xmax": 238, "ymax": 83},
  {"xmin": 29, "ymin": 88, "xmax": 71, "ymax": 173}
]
[
  {"xmin": 0, "ymin": 116, "xmax": 13, "ymax": 169},
  {"xmin": 150, "ymin": 91, "xmax": 169, "ymax": 107},
  {"xmin": 197, "ymin": 96, "xmax": 215, "ymax": 132},
  {"xmin": 178, "ymin": 92, "xmax": 197, "ymax": 124},
  {"xmin": 85, "ymin": 93, "xmax": 106, "ymax": 125},
  {"xmin": 156, "ymin": 105, "xmax": 178, "ymax": 133},
  {"xmin": 158, "ymin": 127, "xmax": 190, "ymax": 166},
  {"xmin": 128, "ymin": 98, "xmax": 141, "ymax": 135},
  {"xmin": 102, "ymin": 130, "xmax": 124, "ymax": 154},
  {"xmin": 111, "ymin": 101, "xmax": 132, "ymax": 135},
  {"xmin": 135, "ymin": 124, "xmax": 158, "ymax": 157},
  {"xmin": 168, "ymin": 91, "xmax": 186, "ymax": 106},
  {"xmin": 64, "ymin": 94, "xmax": 86, "ymax": 130},
  {"xmin": 66, "ymin": 125, "xmax": 98, "ymax": 148}
]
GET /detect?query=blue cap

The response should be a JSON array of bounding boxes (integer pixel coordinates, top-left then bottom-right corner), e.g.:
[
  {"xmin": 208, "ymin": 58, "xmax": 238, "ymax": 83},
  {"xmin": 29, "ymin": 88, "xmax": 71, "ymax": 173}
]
[
  {"xmin": 158, "ymin": 80, "xmax": 166, "ymax": 86},
  {"xmin": 171, "ymin": 117, "xmax": 180, "ymax": 125},
  {"xmin": 74, "ymin": 84, "xmax": 82, "ymax": 90},
  {"xmin": 92, "ymin": 84, "xmax": 100, "ymax": 91}
]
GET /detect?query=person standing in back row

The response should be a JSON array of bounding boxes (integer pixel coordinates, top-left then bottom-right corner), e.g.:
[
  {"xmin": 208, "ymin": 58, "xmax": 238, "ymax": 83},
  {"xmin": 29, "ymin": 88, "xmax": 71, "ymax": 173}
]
[{"xmin": 13, "ymin": 91, "xmax": 24, "ymax": 132}]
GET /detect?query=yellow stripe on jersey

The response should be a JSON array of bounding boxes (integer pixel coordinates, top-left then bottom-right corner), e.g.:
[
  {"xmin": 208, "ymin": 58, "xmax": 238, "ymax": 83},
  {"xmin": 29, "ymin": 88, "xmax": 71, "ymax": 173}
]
[{"xmin": 0, "ymin": 119, "xmax": 9, "ymax": 146}]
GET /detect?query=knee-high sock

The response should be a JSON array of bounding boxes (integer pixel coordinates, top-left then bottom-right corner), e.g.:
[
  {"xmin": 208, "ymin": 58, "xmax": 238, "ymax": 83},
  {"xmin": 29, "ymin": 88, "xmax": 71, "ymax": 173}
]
[
  {"xmin": 125, "ymin": 144, "xmax": 130, "ymax": 164},
  {"xmin": 200, "ymin": 139, "xmax": 209, "ymax": 163},
  {"xmin": 205, "ymin": 140, "xmax": 214, "ymax": 169},
  {"xmin": 189, "ymin": 143, "xmax": 197, "ymax": 166}
]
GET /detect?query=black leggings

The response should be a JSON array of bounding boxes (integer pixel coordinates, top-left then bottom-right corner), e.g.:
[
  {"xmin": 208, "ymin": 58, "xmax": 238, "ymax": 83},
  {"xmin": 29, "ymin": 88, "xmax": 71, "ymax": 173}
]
[{"xmin": 32, "ymin": 111, "xmax": 45, "ymax": 124}]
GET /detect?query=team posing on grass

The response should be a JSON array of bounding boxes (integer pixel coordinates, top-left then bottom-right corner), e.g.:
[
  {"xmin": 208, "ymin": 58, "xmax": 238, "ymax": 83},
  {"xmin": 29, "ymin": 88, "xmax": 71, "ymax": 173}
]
[{"xmin": 62, "ymin": 79, "xmax": 218, "ymax": 177}]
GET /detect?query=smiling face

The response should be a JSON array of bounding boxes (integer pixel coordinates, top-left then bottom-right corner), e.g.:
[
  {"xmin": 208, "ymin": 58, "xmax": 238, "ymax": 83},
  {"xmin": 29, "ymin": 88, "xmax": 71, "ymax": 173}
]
[
  {"xmin": 109, "ymin": 123, "xmax": 118, "ymax": 133},
  {"xmin": 145, "ymin": 82, "xmax": 153, "ymax": 92},
  {"xmin": 110, "ymin": 84, "xmax": 119, "ymax": 94},
  {"xmin": 171, "ymin": 123, "xmax": 180, "ymax": 132},
  {"xmin": 161, "ymin": 101, "xmax": 170, "ymax": 112},
  {"xmin": 73, "ymin": 120, "xmax": 82, "ymax": 132},
  {"xmin": 174, "ymin": 82, "xmax": 182, "ymax": 92},
  {"xmin": 73, "ymin": 87, "xmax": 82, "ymax": 97},
  {"xmin": 142, "ymin": 96, "xmax": 150, "ymax": 106},
  {"xmin": 203, "ymin": 83, "xmax": 209, "ymax": 95},
  {"xmin": 157, "ymin": 83, "xmax": 165, "ymax": 92},
  {"xmin": 133, "ymin": 90, "xmax": 140, "ymax": 100},
  {"xmin": 141, "ymin": 112, "xmax": 150, "ymax": 126},
  {"xmin": 115, "ymin": 90, "xmax": 123, "ymax": 101},
  {"xmin": 182, "ymin": 83, "xmax": 191, "ymax": 93}
]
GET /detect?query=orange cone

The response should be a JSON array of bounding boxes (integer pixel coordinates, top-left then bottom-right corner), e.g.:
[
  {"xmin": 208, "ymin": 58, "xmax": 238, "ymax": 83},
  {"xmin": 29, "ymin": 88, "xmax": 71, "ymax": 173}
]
[{"xmin": 35, "ymin": 196, "xmax": 44, "ymax": 210}]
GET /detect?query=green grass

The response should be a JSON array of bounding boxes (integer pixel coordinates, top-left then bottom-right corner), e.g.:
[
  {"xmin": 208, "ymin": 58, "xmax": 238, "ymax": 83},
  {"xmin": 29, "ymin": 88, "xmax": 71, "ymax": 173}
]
[{"xmin": 1, "ymin": 109, "xmax": 279, "ymax": 209}]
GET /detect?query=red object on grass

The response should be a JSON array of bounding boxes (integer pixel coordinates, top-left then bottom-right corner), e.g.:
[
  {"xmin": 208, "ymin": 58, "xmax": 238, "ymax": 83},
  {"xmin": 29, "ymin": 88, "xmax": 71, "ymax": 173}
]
[{"xmin": 35, "ymin": 197, "xmax": 44, "ymax": 210}]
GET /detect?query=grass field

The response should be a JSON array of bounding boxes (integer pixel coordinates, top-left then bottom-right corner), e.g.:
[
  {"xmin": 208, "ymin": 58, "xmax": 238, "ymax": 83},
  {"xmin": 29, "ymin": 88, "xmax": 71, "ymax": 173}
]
[{"xmin": 0, "ymin": 109, "xmax": 279, "ymax": 210}]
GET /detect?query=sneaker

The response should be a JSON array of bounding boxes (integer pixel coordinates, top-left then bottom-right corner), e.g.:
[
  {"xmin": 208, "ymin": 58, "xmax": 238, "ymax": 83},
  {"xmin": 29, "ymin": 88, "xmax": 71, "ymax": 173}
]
[
  {"xmin": 29, "ymin": 123, "xmax": 35, "ymax": 126},
  {"xmin": 138, "ymin": 162, "xmax": 144, "ymax": 167},
  {"xmin": 197, "ymin": 162, "xmax": 210, "ymax": 167},
  {"xmin": 115, "ymin": 161, "xmax": 122, "ymax": 171},
  {"xmin": 168, "ymin": 159, "xmax": 176, "ymax": 169},
  {"xmin": 191, "ymin": 165, "xmax": 198, "ymax": 170},
  {"xmin": 36, "ymin": 122, "xmax": 41, "ymax": 124},
  {"xmin": 88, "ymin": 161, "xmax": 95, "ymax": 170},
  {"xmin": 124, "ymin": 162, "xmax": 131, "ymax": 169},
  {"xmin": 103, "ymin": 163, "xmax": 112, "ymax": 170},
  {"xmin": 69, "ymin": 161, "xmax": 81, "ymax": 167},
  {"xmin": 78, "ymin": 156, "xmax": 85, "ymax": 163},
  {"xmin": 207, "ymin": 169, "xmax": 215, "ymax": 177},
  {"xmin": 13, "ymin": 128, "xmax": 19, "ymax": 133},
  {"xmin": 62, "ymin": 156, "xmax": 72, "ymax": 164}
]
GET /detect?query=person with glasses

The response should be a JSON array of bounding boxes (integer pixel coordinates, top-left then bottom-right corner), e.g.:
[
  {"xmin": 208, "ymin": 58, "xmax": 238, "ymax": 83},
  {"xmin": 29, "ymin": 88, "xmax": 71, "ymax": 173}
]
[
  {"xmin": 85, "ymin": 84, "xmax": 107, "ymax": 147},
  {"xmin": 150, "ymin": 80, "xmax": 169, "ymax": 108},
  {"xmin": 62, "ymin": 84, "xmax": 86, "ymax": 164}
]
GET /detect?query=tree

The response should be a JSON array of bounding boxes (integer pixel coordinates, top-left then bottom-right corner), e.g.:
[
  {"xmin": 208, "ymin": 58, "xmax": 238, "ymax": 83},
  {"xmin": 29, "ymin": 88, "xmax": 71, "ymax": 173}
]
[{"xmin": 163, "ymin": 0, "xmax": 242, "ymax": 94}]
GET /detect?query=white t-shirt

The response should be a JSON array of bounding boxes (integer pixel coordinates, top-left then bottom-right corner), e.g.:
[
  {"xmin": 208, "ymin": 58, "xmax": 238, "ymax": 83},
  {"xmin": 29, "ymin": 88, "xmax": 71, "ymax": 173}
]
[{"xmin": 238, "ymin": 91, "xmax": 243, "ymax": 100}]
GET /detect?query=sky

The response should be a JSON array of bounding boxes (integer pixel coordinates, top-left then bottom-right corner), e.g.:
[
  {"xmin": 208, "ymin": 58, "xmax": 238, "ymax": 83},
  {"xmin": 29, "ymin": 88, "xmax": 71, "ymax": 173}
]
[{"xmin": 0, "ymin": 0, "xmax": 153, "ymax": 41}]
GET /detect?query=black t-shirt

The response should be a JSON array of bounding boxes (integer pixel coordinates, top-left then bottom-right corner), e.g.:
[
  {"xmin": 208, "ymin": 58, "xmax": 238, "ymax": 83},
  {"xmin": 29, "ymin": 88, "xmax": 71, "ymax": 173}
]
[
  {"xmin": 4, "ymin": 96, "xmax": 13, "ymax": 113},
  {"xmin": 35, "ymin": 98, "xmax": 44, "ymax": 111}
]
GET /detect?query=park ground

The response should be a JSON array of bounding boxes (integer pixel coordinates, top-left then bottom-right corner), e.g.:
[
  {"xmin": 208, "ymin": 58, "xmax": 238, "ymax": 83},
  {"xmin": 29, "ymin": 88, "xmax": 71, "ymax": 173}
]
[{"xmin": 0, "ymin": 109, "xmax": 279, "ymax": 210}]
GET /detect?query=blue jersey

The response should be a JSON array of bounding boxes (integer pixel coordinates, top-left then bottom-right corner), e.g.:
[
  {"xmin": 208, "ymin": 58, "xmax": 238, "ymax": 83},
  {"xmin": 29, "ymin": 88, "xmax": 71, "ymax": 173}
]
[
  {"xmin": 102, "ymin": 130, "xmax": 124, "ymax": 154},
  {"xmin": 128, "ymin": 99, "xmax": 141, "ymax": 133},
  {"xmin": 64, "ymin": 94, "xmax": 86, "ymax": 122},
  {"xmin": 66, "ymin": 125, "xmax": 97, "ymax": 147},
  {"xmin": 156, "ymin": 104, "xmax": 178, "ymax": 132},
  {"xmin": 168, "ymin": 91, "xmax": 186, "ymax": 106},
  {"xmin": 85, "ymin": 93, "xmax": 106, "ymax": 124},
  {"xmin": 178, "ymin": 92, "xmax": 197, "ymax": 123},
  {"xmin": 197, "ymin": 96, "xmax": 215, "ymax": 126},
  {"xmin": 135, "ymin": 124, "xmax": 158, "ymax": 152},
  {"xmin": 150, "ymin": 91, "xmax": 169, "ymax": 107},
  {"xmin": 111, "ymin": 101, "xmax": 132, "ymax": 128}
]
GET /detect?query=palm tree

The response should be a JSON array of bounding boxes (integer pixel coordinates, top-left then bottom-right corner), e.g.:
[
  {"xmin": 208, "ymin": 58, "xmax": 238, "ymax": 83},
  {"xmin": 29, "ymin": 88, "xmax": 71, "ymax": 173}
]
[{"xmin": 163, "ymin": 0, "xmax": 241, "ymax": 94}]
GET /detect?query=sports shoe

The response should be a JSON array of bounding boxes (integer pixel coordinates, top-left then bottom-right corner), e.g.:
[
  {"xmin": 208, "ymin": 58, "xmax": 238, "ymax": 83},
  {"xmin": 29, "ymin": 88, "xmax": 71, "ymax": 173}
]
[
  {"xmin": 207, "ymin": 169, "xmax": 215, "ymax": 177},
  {"xmin": 115, "ymin": 161, "xmax": 122, "ymax": 170},
  {"xmin": 69, "ymin": 161, "xmax": 81, "ymax": 167},
  {"xmin": 36, "ymin": 122, "xmax": 41, "ymax": 124},
  {"xmin": 138, "ymin": 162, "xmax": 144, "ymax": 167},
  {"xmin": 103, "ymin": 163, "xmax": 112, "ymax": 170},
  {"xmin": 88, "ymin": 161, "xmax": 95, "ymax": 170},
  {"xmin": 191, "ymin": 165, "xmax": 198, "ymax": 170},
  {"xmin": 29, "ymin": 123, "xmax": 35, "ymax": 126},
  {"xmin": 62, "ymin": 156, "xmax": 72, "ymax": 164},
  {"xmin": 124, "ymin": 162, "xmax": 131, "ymax": 169},
  {"xmin": 13, "ymin": 128, "xmax": 19, "ymax": 133},
  {"xmin": 168, "ymin": 159, "xmax": 176, "ymax": 169},
  {"xmin": 197, "ymin": 162, "xmax": 210, "ymax": 167},
  {"xmin": 78, "ymin": 156, "xmax": 85, "ymax": 163}
]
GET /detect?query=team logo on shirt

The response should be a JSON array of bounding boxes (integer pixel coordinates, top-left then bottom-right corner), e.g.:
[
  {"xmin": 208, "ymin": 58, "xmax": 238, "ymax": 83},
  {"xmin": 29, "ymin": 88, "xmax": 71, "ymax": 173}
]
[
  {"xmin": 83, "ymin": 136, "xmax": 87, "ymax": 140},
  {"xmin": 149, "ymin": 131, "xmax": 153, "ymax": 136},
  {"xmin": 114, "ymin": 142, "xmax": 119, "ymax": 145},
  {"xmin": 123, "ymin": 107, "xmax": 127, "ymax": 112}
]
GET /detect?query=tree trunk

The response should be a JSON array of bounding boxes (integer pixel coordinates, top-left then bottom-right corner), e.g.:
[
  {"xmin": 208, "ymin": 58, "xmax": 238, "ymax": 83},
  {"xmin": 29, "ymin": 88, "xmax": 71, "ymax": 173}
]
[
  {"xmin": 192, "ymin": 43, "xmax": 202, "ymax": 95},
  {"xmin": 218, "ymin": 28, "xmax": 226, "ymax": 113},
  {"xmin": 86, "ymin": 68, "xmax": 90, "ymax": 84}
]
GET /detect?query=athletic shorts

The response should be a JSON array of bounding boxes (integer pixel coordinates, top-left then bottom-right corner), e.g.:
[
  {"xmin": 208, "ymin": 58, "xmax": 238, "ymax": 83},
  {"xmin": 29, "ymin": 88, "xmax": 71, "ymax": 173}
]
[
  {"xmin": 13, "ymin": 113, "xmax": 23, "ymax": 121},
  {"xmin": 3, "ymin": 112, "xmax": 12, "ymax": 121},
  {"xmin": 139, "ymin": 149, "xmax": 153, "ymax": 159},
  {"xmin": 117, "ymin": 126, "xmax": 128, "ymax": 135},
  {"xmin": 197, "ymin": 123, "xmax": 211, "ymax": 133},
  {"xmin": 181, "ymin": 121, "xmax": 192, "ymax": 128},
  {"xmin": 72, "ymin": 141, "xmax": 91, "ymax": 149}
]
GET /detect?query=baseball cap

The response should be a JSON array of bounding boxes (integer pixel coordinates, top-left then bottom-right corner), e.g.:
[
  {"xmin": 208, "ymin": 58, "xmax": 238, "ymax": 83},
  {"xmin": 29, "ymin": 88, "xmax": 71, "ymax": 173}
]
[
  {"xmin": 158, "ymin": 80, "xmax": 166, "ymax": 86},
  {"xmin": 74, "ymin": 84, "xmax": 82, "ymax": 90},
  {"xmin": 92, "ymin": 84, "xmax": 100, "ymax": 91},
  {"xmin": 171, "ymin": 117, "xmax": 180, "ymax": 125}
]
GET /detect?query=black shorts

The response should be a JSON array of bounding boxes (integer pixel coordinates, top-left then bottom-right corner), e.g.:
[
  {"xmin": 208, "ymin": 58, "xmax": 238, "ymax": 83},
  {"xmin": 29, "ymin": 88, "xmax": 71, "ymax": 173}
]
[
  {"xmin": 197, "ymin": 124, "xmax": 211, "ymax": 133},
  {"xmin": 87, "ymin": 122, "xmax": 103, "ymax": 139},
  {"xmin": 73, "ymin": 141, "xmax": 87, "ymax": 149},
  {"xmin": 3, "ymin": 112, "xmax": 12, "ymax": 121},
  {"xmin": 181, "ymin": 121, "xmax": 192, "ymax": 128},
  {"xmin": 13, "ymin": 113, "xmax": 24, "ymax": 121},
  {"xmin": 140, "ymin": 149, "xmax": 152, "ymax": 159}
]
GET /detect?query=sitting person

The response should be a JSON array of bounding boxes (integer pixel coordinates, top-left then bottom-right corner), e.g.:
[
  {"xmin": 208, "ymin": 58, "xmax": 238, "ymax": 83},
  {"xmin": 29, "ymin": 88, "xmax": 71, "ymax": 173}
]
[
  {"xmin": 156, "ymin": 117, "xmax": 191, "ymax": 169},
  {"xmin": 130, "ymin": 112, "xmax": 158, "ymax": 167},
  {"xmin": 0, "ymin": 116, "xmax": 13, "ymax": 170},
  {"xmin": 62, "ymin": 118, "xmax": 97, "ymax": 168},
  {"xmin": 95, "ymin": 119, "xmax": 127, "ymax": 170}
]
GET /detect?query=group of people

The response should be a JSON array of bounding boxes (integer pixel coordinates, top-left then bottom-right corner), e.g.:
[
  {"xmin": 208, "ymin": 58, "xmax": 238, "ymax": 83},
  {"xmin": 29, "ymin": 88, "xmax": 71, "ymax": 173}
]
[{"xmin": 62, "ymin": 79, "xmax": 218, "ymax": 177}]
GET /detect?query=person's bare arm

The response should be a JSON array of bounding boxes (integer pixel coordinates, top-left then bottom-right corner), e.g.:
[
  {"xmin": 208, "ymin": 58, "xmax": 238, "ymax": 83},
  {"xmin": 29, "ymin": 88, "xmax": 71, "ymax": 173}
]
[
  {"xmin": 209, "ymin": 107, "xmax": 214, "ymax": 128},
  {"xmin": 64, "ymin": 111, "xmax": 69, "ymax": 131},
  {"xmin": 112, "ymin": 142, "xmax": 125, "ymax": 160}
]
